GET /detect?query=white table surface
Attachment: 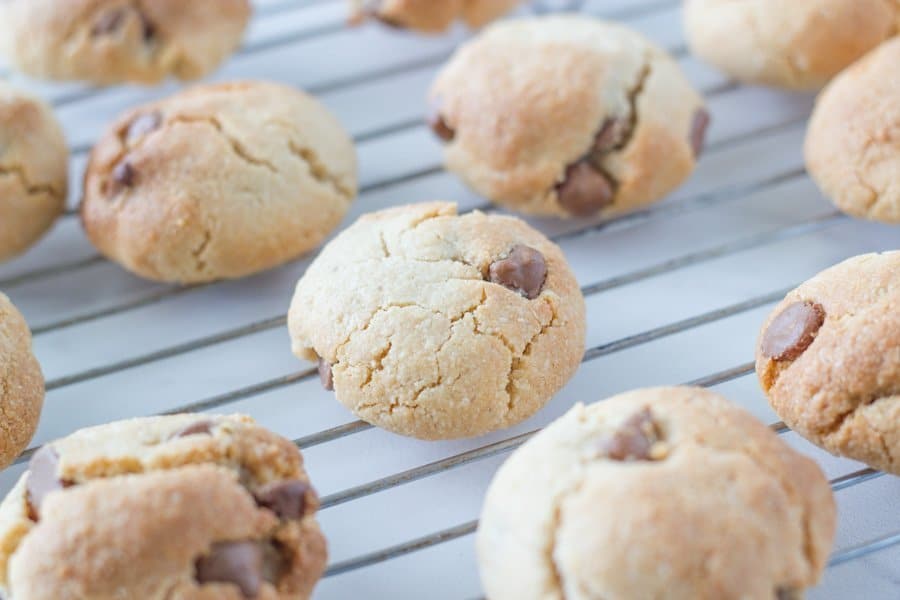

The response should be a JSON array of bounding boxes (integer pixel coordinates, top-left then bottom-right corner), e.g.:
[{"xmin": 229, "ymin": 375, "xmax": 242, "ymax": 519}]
[{"xmin": 1, "ymin": 0, "xmax": 899, "ymax": 598}]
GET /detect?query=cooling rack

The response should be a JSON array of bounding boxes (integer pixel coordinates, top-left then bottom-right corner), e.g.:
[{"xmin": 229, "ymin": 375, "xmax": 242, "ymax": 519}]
[{"xmin": 1, "ymin": 0, "xmax": 898, "ymax": 597}]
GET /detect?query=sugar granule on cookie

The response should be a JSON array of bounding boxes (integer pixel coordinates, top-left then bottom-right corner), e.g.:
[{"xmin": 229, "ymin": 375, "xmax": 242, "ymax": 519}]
[
  {"xmin": 0, "ymin": 414, "xmax": 327, "ymax": 599},
  {"xmin": 477, "ymin": 386, "xmax": 836, "ymax": 600},
  {"xmin": 288, "ymin": 201, "xmax": 586, "ymax": 440},
  {"xmin": 756, "ymin": 251, "xmax": 900, "ymax": 474},
  {"xmin": 429, "ymin": 15, "xmax": 708, "ymax": 218}
]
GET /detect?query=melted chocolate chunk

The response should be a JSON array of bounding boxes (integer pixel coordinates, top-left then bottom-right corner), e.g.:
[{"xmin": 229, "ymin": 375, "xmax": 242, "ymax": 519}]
[
  {"xmin": 599, "ymin": 407, "xmax": 662, "ymax": 462},
  {"xmin": 92, "ymin": 9, "xmax": 126, "ymax": 36},
  {"xmin": 488, "ymin": 245, "xmax": 548, "ymax": 300},
  {"xmin": 26, "ymin": 446, "xmax": 70, "ymax": 521},
  {"xmin": 318, "ymin": 358, "xmax": 334, "ymax": 391},
  {"xmin": 556, "ymin": 160, "xmax": 615, "ymax": 217},
  {"xmin": 690, "ymin": 108, "xmax": 711, "ymax": 157},
  {"xmin": 170, "ymin": 420, "xmax": 214, "ymax": 440},
  {"xmin": 195, "ymin": 541, "xmax": 265, "ymax": 598},
  {"xmin": 254, "ymin": 480, "xmax": 311, "ymax": 520},
  {"xmin": 761, "ymin": 301, "xmax": 826, "ymax": 361},
  {"xmin": 111, "ymin": 160, "xmax": 136, "ymax": 190}
]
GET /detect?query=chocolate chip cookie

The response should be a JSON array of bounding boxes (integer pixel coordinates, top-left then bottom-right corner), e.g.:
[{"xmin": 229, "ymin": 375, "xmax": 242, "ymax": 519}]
[
  {"xmin": 0, "ymin": 414, "xmax": 327, "ymax": 599},
  {"xmin": 756, "ymin": 252, "xmax": 900, "ymax": 474},
  {"xmin": 0, "ymin": 293, "xmax": 43, "ymax": 470},
  {"xmin": 477, "ymin": 386, "xmax": 836, "ymax": 600},
  {"xmin": 684, "ymin": 0, "xmax": 898, "ymax": 90},
  {"xmin": 0, "ymin": 0, "xmax": 251, "ymax": 85},
  {"xmin": 350, "ymin": 0, "xmax": 521, "ymax": 33},
  {"xmin": 287, "ymin": 202, "xmax": 586, "ymax": 440},
  {"xmin": 81, "ymin": 81, "xmax": 358, "ymax": 283},
  {"xmin": 0, "ymin": 83, "xmax": 68, "ymax": 262},
  {"xmin": 428, "ymin": 15, "xmax": 707, "ymax": 218},
  {"xmin": 805, "ymin": 37, "xmax": 900, "ymax": 224}
]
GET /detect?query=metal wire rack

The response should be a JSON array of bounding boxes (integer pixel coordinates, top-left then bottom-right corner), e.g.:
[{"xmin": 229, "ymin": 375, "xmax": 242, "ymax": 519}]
[{"xmin": 1, "ymin": 0, "xmax": 898, "ymax": 597}]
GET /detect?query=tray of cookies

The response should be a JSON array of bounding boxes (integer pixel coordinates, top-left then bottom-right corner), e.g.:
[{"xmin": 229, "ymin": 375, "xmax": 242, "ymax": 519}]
[{"xmin": 0, "ymin": 0, "xmax": 898, "ymax": 598}]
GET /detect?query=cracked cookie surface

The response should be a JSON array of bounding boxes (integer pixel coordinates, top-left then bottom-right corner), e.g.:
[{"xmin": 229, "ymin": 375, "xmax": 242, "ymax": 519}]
[
  {"xmin": 0, "ymin": 0, "xmax": 251, "ymax": 85},
  {"xmin": 477, "ymin": 386, "xmax": 836, "ymax": 600},
  {"xmin": 350, "ymin": 0, "xmax": 521, "ymax": 33},
  {"xmin": 81, "ymin": 81, "xmax": 358, "ymax": 283},
  {"xmin": 684, "ymin": 0, "xmax": 898, "ymax": 90},
  {"xmin": 805, "ymin": 37, "xmax": 900, "ymax": 224},
  {"xmin": 0, "ymin": 294, "xmax": 43, "ymax": 471},
  {"xmin": 756, "ymin": 252, "xmax": 900, "ymax": 474},
  {"xmin": 287, "ymin": 202, "xmax": 586, "ymax": 440},
  {"xmin": 0, "ymin": 414, "xmax": 326, "ymax": 599},
  {"xmin": 428, "ymin": 15, "xmax": 706, "ymax": 218},
  {"xmin": 0, "ymin": 83, "xmax": 68, "ymax": 262}
]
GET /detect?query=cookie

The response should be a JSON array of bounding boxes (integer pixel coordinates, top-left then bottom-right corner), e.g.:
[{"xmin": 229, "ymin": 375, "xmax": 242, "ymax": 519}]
[
  {"xmin": 477, "ymin": 386, "xmax": 836, "ymax": 600},
  {"xmin": 805, "ymin": 37, "xmax": 900, "ymax": 224},
  {"xmin": 428, "ymin": 15, "xmax": 707, "ymax": 218},
  {"xmin": 0, "ymin": 83, "xmax": 68, "ymax": 262},
  {"xmin": 0, "ymin": 0, "xmax": 251, "ymax": 85},
  {"xmin": 81, "ymin": 81, "xmax": 358, "ymax": 283},
  {"xmin": 287, "ymin": 201, "xmax": 586, "ymax": 440},
  {"xmin": 0, "ymin": 293, "xmax": 43, "ymax": 470},
  {"xmin": 684, "ymin": 0, "xmax": 898, "ymax": 90},
  {"xmin": 350, "ymin": 0, "xmax": 521, "ymax": 33},
  {"xmin": 0, "ymin": 414, "xmax": 327, "ymax": 599},
  {"xmin": 756, "ymin": 252, "xmax": 900, "ymax": 474}
]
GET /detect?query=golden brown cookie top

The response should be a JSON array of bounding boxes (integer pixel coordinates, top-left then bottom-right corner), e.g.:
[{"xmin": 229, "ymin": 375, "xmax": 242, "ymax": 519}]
[
  {"xmin": 756, "ymin": 251, "xmax": 900, "ymax": 474},
  {"xmin": 429, "ymin": 15, "xmax": 706, "ymax": 217},
  {"xmin": 0, "ymin": 414, "xmax": 327, "ymax": 599},
  {"xmin": 0, "ymin": 0, "xmax": 251, "ymax": 84},
  {"xmin": 351, "ymin": 0, "xmax": 521, "ymax": 33},
  {"xmin": 288, "ymin": 201, "xmax": 586, "ymax": 439},
  {"xmin": 805, "ymin": 37, "xmax": 900, "ymax": 224},
  {"xmin": 477, "ymin": 386, "xmax": 836, "ymax": 600}
]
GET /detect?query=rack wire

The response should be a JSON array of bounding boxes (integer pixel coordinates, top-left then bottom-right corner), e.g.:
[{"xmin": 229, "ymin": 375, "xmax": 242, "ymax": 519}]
[{"xmin": 1, "ymin": 0, "xmax": 898, "ymax": 597}]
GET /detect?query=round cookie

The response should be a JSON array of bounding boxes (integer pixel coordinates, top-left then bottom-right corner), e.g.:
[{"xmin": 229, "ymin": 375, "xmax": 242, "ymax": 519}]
[
  {"xmin": 0, "ymin": 0, "xmax": 251, "ymax": 85},
  {"xmin": 81, "ymin": 81, "xmax": 358, "ymax": 283},
  {"xmin": 756, "ymin": 252, "xmax": 900, "ymax": 474},
  {"xmin": 0, "ymin": 293, "xmax": 43, "ymax": 470},
  {"xmin": 350, "ymin": 0, "xmax": 522, "ymax": 33},
  {"xmin": 805, "ymin": 37, "xmax": 900, "ymax": 224},
  {"xmin": 428, "ymin": 15, "xmax": 708, "ymax": 218},
  {"xmin": 287, "ymin": 201, "xmax": 586, "ymax": 440},
  {"xmin": 0, "ymin": 414, "xmax": 327, "ymax": 599},
  {"xmin": 684, "ymin": 0, "xmax": 898, "ymax": 90},
  {"xmin": 477, "ymin": 386, "xmax": 836, "ymax": 600},
  {"xmin": 0, "ymin": 83, "xmax": 68, "ymax": 262}
]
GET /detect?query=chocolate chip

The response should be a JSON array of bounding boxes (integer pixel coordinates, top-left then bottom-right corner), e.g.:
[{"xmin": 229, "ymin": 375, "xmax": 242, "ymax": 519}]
[
  {"xmin": 195, "ymin": 541, "xmax": 264, "ymax": 598},
  {"xmin": 126, "ymin": 111, "xmax": 162, "ymax": 144},
  {"xmin": 170, "ymin": 420, "xmax": 214, "ymax": 440},
  {"xmin": 555, "ymin": 160, "xmax": 615, "ymax": 217},
  {"xmin": 488, "ymin": 245, "xmax": 547, "ymax": 300},
  {"xmin": 599, "ymin": 407, "xmax": 662, "ymax": 462},
  {"xmin": 254, "ymin": 480, "xmax": 310, "ymax": 520},
  {"xmin": 139, "ymin": 14, "xmax": 156, "ymax": 41},
  {"xmin": 318, "ymin": 358, "xmax": 334, "ymax": 391},
  {"xmin": 92, "ymin": 9, "xmax": 126, "ymax": 36},
  {"xmin": 761, "ymin": 301, "xmax": 826, "ymax": 361},
  {"xmin": 429, "ymin": 113, "xmax": 455, "ymax": 142},
  {"xmin": 111, "ymin": 160, "xmax": 136, "ymax": 190},
  {"xmin": 593, "ymin": 117, "xmax": 626, "ymax": 153},
  {"xmin": 776, "ymin": 587, "xmax": 801, "ymax": 600},
  {"xmin": 26, "ymin": 446, "xmax": 69, "ymax": 521},
  {"xmin": 690, "ymin": 108, "xmax": 710, "ymax": 157}
]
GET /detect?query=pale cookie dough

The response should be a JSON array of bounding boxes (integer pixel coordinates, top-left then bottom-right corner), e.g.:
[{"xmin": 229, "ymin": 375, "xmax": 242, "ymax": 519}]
[
  {"xmin": 684, "ymin": 0, "xmax": 899, "ymax": 90},
  {"xmin": 0, "ymin": 83, "xmax": 68, "ymax": 262},
  {"xmin": 757, "ymin": 252, "xmax": 900, "ymax": 475},
  {"xmin": 477, "ymin": 386, "xmax": 836, "ymax": 600},
  {"xmin": 81, "ymin": 81, "xmax": 358, "ymax": 283},
  {"xmin": 350, "ymin": 0, "xmax": 522, "ymax": 33},
  {"xmin": 0, "ymin": 0, "xmax": 251, "ymax": 85},
  {"xmin": 805, "ymin": 37, "xmax": 900, "ymax": 224},
  {"xmin": 0, "ymin": 294, "xmax": 43, "ymax": 470},
  {"xmin": 288, "ymin": 202, "xmax": 586, "ymax": 440},
  {"xmin": 0, "ymin": 414, "xmax": 327, "ymax": 599},
  {"xmin": 428, "ymin": 15, "xmax": 708, "ymax": 218}
]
